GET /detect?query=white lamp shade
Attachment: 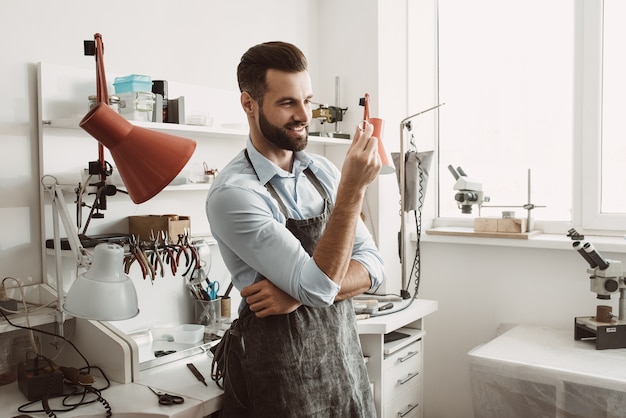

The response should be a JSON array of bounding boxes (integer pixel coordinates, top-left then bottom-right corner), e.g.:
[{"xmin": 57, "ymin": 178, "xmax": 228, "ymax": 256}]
[{"xmin": 64, "ymin": 243, "xmax": 139, "ymax": 321}]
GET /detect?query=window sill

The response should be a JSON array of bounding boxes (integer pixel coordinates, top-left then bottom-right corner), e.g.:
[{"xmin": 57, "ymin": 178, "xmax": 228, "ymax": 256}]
[{"xmin": 416, "ymin": 227, "xmax": 626, "ymax": 254}]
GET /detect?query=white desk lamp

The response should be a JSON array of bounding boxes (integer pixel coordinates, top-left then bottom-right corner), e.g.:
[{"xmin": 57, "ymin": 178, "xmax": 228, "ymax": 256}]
[{"xmin": 43, "ymin": 33, "xmax": 196, "ymax": 336}]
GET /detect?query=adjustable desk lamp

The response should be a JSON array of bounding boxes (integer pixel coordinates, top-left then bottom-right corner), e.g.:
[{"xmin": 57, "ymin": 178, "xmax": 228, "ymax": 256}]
[{"xmin": 43, "ymin": 33, "xmax": 196, "ymax": 336}]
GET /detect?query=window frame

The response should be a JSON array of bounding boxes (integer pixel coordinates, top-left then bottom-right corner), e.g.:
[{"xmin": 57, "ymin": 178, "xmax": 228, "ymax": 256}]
[{"xmin": 579, "ymin": 0, "xmax": 626, "ymax": 233}]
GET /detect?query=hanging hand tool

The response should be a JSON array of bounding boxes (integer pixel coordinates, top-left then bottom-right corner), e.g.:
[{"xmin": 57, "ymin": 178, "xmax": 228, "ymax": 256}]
[{"xmin": 148, "ymin": 230, "xmax": 165, "ymax": 278}]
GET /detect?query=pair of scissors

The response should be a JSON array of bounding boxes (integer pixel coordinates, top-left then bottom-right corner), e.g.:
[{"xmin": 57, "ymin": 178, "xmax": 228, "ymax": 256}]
[
  {"xmin": 207, "ymin": 280, "xmax": 220, "ymax": 300},
  {"xmin": 148, "ymin": 386, "xmax": 184, "ymax": 405}
]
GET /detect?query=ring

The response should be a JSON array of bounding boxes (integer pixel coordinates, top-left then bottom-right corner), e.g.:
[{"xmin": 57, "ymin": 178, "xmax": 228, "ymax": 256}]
[{"xmin": 358, "ymin": 120, "xmax": 369, "ymax": 131}]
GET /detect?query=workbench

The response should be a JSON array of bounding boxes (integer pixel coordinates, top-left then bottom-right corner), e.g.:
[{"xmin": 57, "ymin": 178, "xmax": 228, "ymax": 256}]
[
  {"xmin": 2, "ymin": 298, "xmax": 438, "ymax": 418},
  {"xmin": 468, "ymin": 323, "xmax": 626, "ymax": 418}
]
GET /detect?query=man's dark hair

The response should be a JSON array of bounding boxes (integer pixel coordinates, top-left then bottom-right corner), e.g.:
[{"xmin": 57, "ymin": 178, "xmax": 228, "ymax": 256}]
[{"xmin": 237, "ymin": 41, "xmax": 308, "ymax": 103}]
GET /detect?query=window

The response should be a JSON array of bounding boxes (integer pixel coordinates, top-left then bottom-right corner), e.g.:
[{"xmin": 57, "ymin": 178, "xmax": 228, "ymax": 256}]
[
  {"xmin": 436, "ymin": 0, "xmax": 626, "ymax": 235},
  {"xmin": 437, "ymin": 0, "xmax": 573, "ymax": 229}
]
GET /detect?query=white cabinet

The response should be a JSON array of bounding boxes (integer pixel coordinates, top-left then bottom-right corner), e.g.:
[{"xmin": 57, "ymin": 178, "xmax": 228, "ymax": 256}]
[
  {"xmin": 358, "ymin": 299, "xmax": 438, "ymax": 418},
  {"xmin": 383, "ymin": 337, "xmax": 423, "ymax": 418}
]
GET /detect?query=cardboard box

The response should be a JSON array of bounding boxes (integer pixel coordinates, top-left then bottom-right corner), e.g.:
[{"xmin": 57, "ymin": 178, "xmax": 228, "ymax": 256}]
[{"xmin": 128, "ymin": 215, "xmax": 190, "ymax": 243}]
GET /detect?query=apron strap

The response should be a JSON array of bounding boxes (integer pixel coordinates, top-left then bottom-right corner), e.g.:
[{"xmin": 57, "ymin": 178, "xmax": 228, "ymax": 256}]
[{"xmin": 244, "ymin": 149, "xmax": 329, "ymax": 218}]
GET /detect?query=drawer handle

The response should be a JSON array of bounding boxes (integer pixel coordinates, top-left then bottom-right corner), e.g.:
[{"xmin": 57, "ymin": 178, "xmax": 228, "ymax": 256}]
[
  {"xmin": 398, "ymin": 372, "xmax": 419, "ymax": 385},
  {"xmin": 398, "ymin": 350, "xmax": 418, "ymax": 363},
  {"xmin": 398, "ymin": 403, "xmax": 419, "ymax": 417}
]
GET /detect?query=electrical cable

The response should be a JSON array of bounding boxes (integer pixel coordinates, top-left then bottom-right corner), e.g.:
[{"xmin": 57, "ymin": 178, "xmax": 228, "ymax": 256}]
[
  {"xmin": 369, "ymin": 145, "xmax": 427, "ymax": 317},
  {"xmin": 2, "ymin": 277, "xmax": 44, "ymax": 357},
  {"xmin": 0, "ymin": 308, "xmax": 113, "ymax": 416}
]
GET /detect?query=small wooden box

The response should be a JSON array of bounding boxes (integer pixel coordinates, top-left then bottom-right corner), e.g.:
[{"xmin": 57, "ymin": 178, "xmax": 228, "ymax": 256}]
[
  {"xmin": 128, "ymin": 215, "xmax": 190, "ymax": 243},
  {"xmin": 474, "ymin": 218, "xmax": 499, "ymax": 232},
  {"xmin": 497, "ymin": 218, "xmax": 527, "ymax": 233},
  {"xmin": 474, "ymin": 217, "xmax": 527, "ymax": 234}
]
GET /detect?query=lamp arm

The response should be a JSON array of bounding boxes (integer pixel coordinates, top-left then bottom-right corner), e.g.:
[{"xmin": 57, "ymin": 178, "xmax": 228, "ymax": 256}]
[
  {"xmin": 42, "ymin": 176, "xmax": 91, "ymax": 338},
  {"xmin": 43, "ymin": 180, "xmax": 87, "ymax": 266}
]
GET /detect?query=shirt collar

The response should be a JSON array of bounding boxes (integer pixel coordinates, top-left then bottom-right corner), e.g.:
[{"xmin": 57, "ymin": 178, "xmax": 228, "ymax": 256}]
[{"xmin": 245, "ymin": 138, "xmax": 315, "ymax": 185}]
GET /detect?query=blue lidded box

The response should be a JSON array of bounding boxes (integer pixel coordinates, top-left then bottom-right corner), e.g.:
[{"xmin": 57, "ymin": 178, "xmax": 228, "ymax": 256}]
[{"xmin": 113, "ymin": 74, "xmax": 153, "ymax": 94}]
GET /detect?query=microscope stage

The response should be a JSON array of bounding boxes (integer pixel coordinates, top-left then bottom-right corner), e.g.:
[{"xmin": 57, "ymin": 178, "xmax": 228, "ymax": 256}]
[{"xmin": 574, "ymin": 316, "xmax": 626, "ymax": 349}]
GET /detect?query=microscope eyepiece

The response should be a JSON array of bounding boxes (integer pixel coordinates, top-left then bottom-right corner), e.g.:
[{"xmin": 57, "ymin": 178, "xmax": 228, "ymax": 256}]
[
  {"xmin": 583, "ymin": 242, "xmax": 610, "ymax": 270},
  {"xmin": 573, "ymin": 241, "xmax": 597, "ymax": 268}
]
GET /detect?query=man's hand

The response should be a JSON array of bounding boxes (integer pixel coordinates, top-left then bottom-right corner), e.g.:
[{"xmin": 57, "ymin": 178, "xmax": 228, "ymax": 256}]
[
  {"xmin": 241, "ymin": 278, "xmax": 301, "ymax": 318},
  {"xmin": 340, "ymin": 121, "xmax": 382, "ymax": 195}
]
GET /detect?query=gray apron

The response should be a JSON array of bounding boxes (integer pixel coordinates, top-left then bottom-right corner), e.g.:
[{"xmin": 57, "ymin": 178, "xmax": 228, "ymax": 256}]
[{"xmin": 218, "ymin": 152, "xmax": 375, "ymax": 418}]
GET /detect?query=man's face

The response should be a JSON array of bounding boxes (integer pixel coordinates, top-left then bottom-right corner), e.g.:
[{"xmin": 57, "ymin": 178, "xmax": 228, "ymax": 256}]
[{"xmin": 257, "ymin": 69, "xmax": 313, "ymax": 152}]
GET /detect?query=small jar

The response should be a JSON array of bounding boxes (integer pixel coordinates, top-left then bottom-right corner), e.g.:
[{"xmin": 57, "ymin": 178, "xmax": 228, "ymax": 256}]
[{"xmin": 88, "ymin": 95, "xmax": 120, "ymax": 113}]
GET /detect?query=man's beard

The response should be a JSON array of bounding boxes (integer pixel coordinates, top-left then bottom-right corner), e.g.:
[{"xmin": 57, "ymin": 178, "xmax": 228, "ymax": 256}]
[{"xmin": 259, "ymin": 107, "xmax": 309, "ymax": 152}]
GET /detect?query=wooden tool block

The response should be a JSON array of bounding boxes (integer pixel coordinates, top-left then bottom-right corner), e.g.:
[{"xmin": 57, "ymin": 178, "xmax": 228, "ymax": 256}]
[
  {"xmin": 474, "ymin": 218, "xmax": 498, "ymax": 232},
  {"xmin": 474, "ymin": 217, "xmax": 527, "ymax": 233},
  {"xmin": 497, "ymin": 218, "xmax": 527, "ymax": 233},
  {"xmin": 128, "ymin": 214, "xmax": 190, "ymax": 243}
]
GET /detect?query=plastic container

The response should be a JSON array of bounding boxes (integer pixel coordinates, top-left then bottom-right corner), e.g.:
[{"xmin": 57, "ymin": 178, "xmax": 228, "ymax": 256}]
[
  {"xmin": 0, "ymin": 334, "xmax": 16, "ymax": 386},
  {"xmin": 113, "ymin": 74, "xmax": 153, "ymax": 94},
  {"xmin": 173, "ymin": 324, "xmax": 204, "ymax": 344},
  {"xmin": 151, "ymin": 322, "xmax": 177, "ymax": 341},
  {"xmin": 118, "ymin": 91, "xmax": 155, "ymax": 122},
  {"xmin": 353, "ymin": 299, "xmax": 378, "ymax": 315}
]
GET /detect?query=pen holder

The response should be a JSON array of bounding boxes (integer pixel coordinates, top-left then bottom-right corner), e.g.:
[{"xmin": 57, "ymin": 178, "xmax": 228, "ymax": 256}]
[{"xmin": 195, "ymin": 298, "xmax": 221, "ymax": 326}]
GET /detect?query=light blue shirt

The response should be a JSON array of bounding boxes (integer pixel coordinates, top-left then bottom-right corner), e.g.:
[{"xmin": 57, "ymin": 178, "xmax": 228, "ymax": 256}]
[{"xmin": 206, "ymin": 139, "xmax": 385, "ymax": 311}]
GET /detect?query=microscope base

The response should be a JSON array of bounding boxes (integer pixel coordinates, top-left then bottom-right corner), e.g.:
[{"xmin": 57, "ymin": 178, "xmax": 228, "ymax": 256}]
[{"xmin": 574, "ymin": 316, "xmax": 626, "ymax": 349}]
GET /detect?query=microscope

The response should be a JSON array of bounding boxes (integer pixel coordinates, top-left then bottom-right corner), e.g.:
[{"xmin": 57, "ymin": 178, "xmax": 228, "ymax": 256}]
[
  {"xmin": 308, "ymin": 76, "xmax": 350, "ymax": 139},
  {"xmin": 448, "ymin": 165, "xmax": 490, "ymax": 214},
  {"xmin": 309, "ymin": 103, "xmax": 350, "ymax": 139},
  {"xmin": 572, "ymin": 239, "xmax": 626, "ymax": 349}
]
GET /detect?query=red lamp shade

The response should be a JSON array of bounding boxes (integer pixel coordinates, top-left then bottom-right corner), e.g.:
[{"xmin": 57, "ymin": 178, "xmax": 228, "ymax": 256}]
[{"xmin": 80, "ymin": 103, "xmax": 196, "ymax": 204}]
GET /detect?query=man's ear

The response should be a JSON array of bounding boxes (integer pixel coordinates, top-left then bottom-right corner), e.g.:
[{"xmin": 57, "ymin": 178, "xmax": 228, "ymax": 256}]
[{"xmin": 241, "ymin": 92, "xmax": 256, "ymax": 117}]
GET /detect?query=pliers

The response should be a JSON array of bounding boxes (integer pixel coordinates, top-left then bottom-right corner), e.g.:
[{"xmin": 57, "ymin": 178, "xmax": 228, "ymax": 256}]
[
  {"xmin": 148, "ymin": 231, "xmax": 165, "ymax": 278},
  {"xmin": 124, "ymin": 234, "xmax": 155, "ymax": 282}
]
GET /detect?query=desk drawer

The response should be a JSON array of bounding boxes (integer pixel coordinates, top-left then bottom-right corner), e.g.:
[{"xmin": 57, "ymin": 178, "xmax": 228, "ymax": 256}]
[
  {"xmin": 384, "ymin": 387, "xmax": 422, "ymax": 418},
  {"xmin": 383, "ymin": 340, "xmax": 422, "ymax": 402},
  {"xmin": 384, "ymin": 339, "xmax": 422, "ymax": 371}
]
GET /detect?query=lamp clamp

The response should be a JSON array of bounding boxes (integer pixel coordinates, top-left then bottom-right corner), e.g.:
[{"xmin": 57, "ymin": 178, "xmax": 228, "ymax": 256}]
[{"xmin": 83, "ymin": 40, "xmax": 96, "ymax": 56}]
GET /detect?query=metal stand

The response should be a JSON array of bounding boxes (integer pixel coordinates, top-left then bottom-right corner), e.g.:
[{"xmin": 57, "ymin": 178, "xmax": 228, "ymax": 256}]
[{"xmin": 398, "ymin": 104, "xmax": 445, "ymax": 296}]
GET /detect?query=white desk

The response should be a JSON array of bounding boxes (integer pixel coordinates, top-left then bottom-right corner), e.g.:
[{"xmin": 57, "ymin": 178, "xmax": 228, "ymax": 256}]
[
  {"xmin": 468, "ymin": 324, "xmax": 626, "ymax": 418},
  {"xmin": 2, "ymin": 350, "xmax": 221, "ymax": 418},
  {"xmin": 2, "ymin": 299, "xmax": 438, "ymax": 418}
]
